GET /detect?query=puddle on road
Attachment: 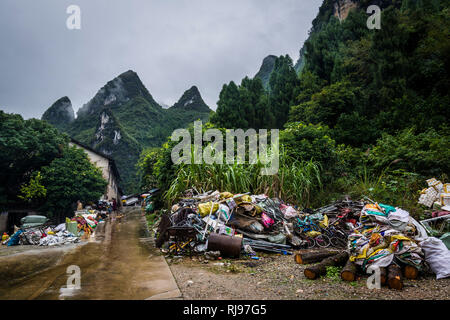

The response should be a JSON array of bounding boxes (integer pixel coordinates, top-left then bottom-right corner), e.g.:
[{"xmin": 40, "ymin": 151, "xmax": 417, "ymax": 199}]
[{"xmin": 0, "ymin": 210, "xmax": 173, "ymax": 300}]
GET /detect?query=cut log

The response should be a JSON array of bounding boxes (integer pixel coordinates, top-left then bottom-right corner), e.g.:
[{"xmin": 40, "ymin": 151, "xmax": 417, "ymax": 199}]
[
  {"xmin": 380, "ymin": 267, "xmax": 387, "ymax": 286},
  {"xmin": 295, "ymin": 250, "xmax": 340, "ymax": 265},
  {"xmin": 304, "ymin": 251, "xmax": 349, "ymax": 280},
  {"xmin": 403, "ymin": 265, "xmax": 419, "ymax": 280},
  {"xmin": 340, "ymin": 259, "xmax": 357, "ymax": 281},
  {"xmin": 387, "ymin": 264, "xmax": 403, "ymax": 290}
]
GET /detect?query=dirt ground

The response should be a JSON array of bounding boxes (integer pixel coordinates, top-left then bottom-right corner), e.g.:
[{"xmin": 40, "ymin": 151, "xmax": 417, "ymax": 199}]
[{"xmin": 168, "ymin": 250, "xmax": 450, "ymax": 300}]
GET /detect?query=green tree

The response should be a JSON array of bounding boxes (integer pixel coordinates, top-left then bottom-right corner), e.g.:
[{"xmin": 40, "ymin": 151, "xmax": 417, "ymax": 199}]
[
  {"xmin": 211, "ymin": 81, "xmax": 247, "ymax": 129},
  {"xmin": 280, "ymin": 122, "xmax": 338, "ymax": 181},
  {"xmin": 212, "ymin": 77, "xmax": 275, "ymax": 130},
  {"xmin": 368, "ymin": 127, "xmax": 450, "ymax": 177},
  {"xmin": 40, "ymin": 146, "xmax": 107, "ymax": 217},
  {"xmin": 137, "ymin": 148, "xmax": 160, "ymax": 191},
  {"xmin": 269, "ymin": 55, "xmax": 300, "ymax": 128},
  {"xmin": 239, "ymin": 77, "xmax": 274, "ymax": 129},
  {"xmin": 18, "ymin": 171, "xmax": 47, "ymax": 203},
  {"xmin": 0, "ymin": 111, "xmax": 68, "ymax": 209},
  {"xmin": 290, "ymin": 81, "xmax": 358, "ymax": 128}
]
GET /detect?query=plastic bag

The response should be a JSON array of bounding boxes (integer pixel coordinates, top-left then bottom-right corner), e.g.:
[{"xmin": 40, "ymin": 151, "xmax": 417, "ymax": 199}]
[
  {"xmin": 261, "ymin": 212, "xmax": 275, "ymax": 228},
  {"xmin": 198, "ymin": 202, "xmax": 219, "ymax": 217},
  {"xmin": 388, "ymin": 208, "xmax": 410, "ymax": 231},
  {"xmin": 319, "ymin": 215, "xmax": 329, "ymax": 228},
  {"xmin": 7, "ymin": 230, "xmax": 23, "ymax": 246},
  {"xmin": 54, "ymin": 223, "xmax": 66, "ymax": 232},
  {"xmin": 249, "ymin": 221, "xmax": 264, "ymax": 233},
  {"xmin": 220, "ymin": 192, "xmax": 233, "ymax": 200},
  {"xmin": 267, "ymin": 233, "xmax": 286, "ymax": 244},
  {"xmin": 281, "ymin": 205, "xmax": 298, "ymax": 219},
  {"xmin": 217, "ymin": 204, "xmax": 231, "ymax": 223},
  {"xmin": 306, "ymin": 231, "xmax": 321, "ymax": 238},
  {"xmin": 420, "ymin": 237, "xmax": 450, "ymax": 279}
]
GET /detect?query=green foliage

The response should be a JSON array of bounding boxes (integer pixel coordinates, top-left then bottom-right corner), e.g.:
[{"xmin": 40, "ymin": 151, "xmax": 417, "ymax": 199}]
[
  {"xmin": 18, "ymin": 172, "xmax": 47, "ymax": 203},
  {"xmin": 211, "ymin": 81, "xmax": 247, "ymax": 129},
  {"xmin": 163, "ymin": 146, "xmax": 321, "ymax": 208},
  {"xmin": 326, "ymin": 266, "xmax": 341, "ymax": 281},
  {"xmin": 212, "ymin": 55, "xmax": 299, "ymax": 131},
  {"xmin": 367, "ymin": 128, "xmax": 450, "ymax": 177},
  {"xmin": 240, "ymin": 77, "xmax": 274, "ymax": 130},
  {"xmin": 146, "ymin": 211, "xmax": 162, "ymax": 227},
  {"xmin": 89, "ymin": 109, "xmax": 142, "ymax": 194},
  {"xmin": 138, "ymin": 120, "xmax": 324, "ymax": 208},
  {"xmin": 40, "ymin": 146, "xmax": 108, "ymax": 217},
  {"xmin": 280, "ymin": 122, "xmax": 337, "ymax": 177},
  {"xmin": 295, "ymin": 2, "xmax": 449, "ymax": 145},
  {"xmin": 289, "ymin": 81, "xmax": 358, "ymax": 128},
  {"xmin": 0, "ymin": 111, "xmax": 68, "ymax": 209},
  {"xmin": 0, "ymin": 111, "xmax": 109, "ymax": 216},
  {"xmin": 137, "ymin": 148, "xmax": 160, "ymax": 190},
  {"xmin": 268, "ymin": 55, "xmax": 300, "ymax": 128},
  {"xmin": 211, "ymin": 77, "xmax": 274, "ymax": 130},
  {"xmin": 64, "ymin": 73, "xmax": 211, "ymax": 194},
  {"xmin": 342, "ymin": 165, "xmax": 424, "ymax": 217},
  {"xmin": 304, "ymin": 11, "xmax": 370, "ymax": 83},
  {"xmin": 138, "ymin": 0, "xmax": 450, "ymax": 213},
  {"xmin": 294, "ymin": 71, "xmax": 327, "ymax": 105}
]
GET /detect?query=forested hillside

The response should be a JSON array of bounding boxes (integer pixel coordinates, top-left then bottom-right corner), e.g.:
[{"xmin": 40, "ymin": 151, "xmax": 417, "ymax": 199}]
[{"xmin": 141, "ymin": 0, "xmax": 449, "ymax": 216}]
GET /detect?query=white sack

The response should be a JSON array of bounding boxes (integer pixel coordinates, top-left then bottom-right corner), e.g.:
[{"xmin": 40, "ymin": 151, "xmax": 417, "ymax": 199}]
[{"xmin": 420, "ymin": 237, "xmax": 450, "ymax": 280}]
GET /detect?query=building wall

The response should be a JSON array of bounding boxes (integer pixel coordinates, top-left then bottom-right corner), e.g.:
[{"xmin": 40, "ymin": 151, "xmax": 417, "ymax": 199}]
[{"xmin": 69, "ymin": 142, "xmax": 121, "ymax": 202}]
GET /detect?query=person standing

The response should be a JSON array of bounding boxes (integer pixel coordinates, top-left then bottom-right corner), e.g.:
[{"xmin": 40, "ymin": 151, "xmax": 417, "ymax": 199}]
[{"xmin": 112, "ymin": 198, "xmax": 117, "ymax": 213}]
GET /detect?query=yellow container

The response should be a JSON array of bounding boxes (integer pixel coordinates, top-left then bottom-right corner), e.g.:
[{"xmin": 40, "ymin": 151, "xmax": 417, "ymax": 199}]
[{"xmin": 2, "ymin": 233, "xmax": 9, "ymax": 242}]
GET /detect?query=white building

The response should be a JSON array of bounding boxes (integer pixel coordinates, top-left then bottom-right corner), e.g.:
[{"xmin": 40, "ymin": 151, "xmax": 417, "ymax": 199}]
[{"xmin": 69, "ymin": 138, "xmax": 122, "ymax": 203}]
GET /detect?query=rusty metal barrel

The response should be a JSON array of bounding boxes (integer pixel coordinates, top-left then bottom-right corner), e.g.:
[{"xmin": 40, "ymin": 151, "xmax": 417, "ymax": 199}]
[{"xmin": 207, "ymin": 233, "xmax": 242, "ymax": 258}]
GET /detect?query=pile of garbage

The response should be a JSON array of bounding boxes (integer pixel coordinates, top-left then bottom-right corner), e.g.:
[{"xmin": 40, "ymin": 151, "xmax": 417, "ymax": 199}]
[
  {"xmin": 2, "ymin": 209, "xmax": 108, "ymax": 247},
  {"xmin": 295, "ymin": 199, "xmax": 450, "ymax": 288},
  {"xmin": 418, "ymin": 178, "xmax": 450, "ymax": 210},
  {"xmin": 69, "ymin": 211, "xmax": 103, "ymax": 239},
  {"xmin": 2, "ymin": 224, "xmax": 80, "ymax": 247},
  {"xmin": 155, "ymin": 190, "xmax": 362, "ymax": 259},
  {"xmin": 156, "ymin": 187, "xmax": 450, "ymax": 285},
  {"xmin": 416, "ymin": 178, "xmax": 450, "ymax": 246}
]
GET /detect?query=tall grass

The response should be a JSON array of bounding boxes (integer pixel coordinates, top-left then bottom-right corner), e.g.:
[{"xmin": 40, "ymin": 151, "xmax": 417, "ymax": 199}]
[{"xmin": 164, "ymin": 146, "xmax": 322, "ymax": 208}]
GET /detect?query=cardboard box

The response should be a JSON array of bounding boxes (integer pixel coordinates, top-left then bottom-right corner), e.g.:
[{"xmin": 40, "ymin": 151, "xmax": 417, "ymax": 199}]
[{"xmin": 440, "ymin": 193, "xmax": 450, "ymax": 206}]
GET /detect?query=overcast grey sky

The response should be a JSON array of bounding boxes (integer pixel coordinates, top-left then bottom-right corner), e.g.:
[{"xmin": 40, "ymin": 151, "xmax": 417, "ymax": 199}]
[{"xmin": 0, "ymin": 0, "xmax": 322, "ymax": 119}]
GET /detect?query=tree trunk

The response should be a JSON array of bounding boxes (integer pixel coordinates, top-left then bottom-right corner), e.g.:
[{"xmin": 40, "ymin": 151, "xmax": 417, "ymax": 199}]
[
  {"xmin": 340, "ymin": 259, "xmax": 357, "ymax": 281},
  {"xmin": 294, "ymin": 250, "xmax": 340, "ymax": 265},
  {"xmin": 380, "ymin": 267, "xmax": 387, "ymax": 286},
  {"xmin": 304, "ymin": 251, "xmax": 349, "ymax": 280},
  {"xmin": 387, "ymin": 264, "xmax": 403, "ymax": 290},
  {"xmin": 403, "ymin": 265, "xmax": 419, "ymax": 280}
]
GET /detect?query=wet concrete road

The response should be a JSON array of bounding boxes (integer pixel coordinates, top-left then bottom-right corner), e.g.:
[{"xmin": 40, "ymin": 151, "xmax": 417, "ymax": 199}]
[{"xmin": 0, "ymin": 209, "xmax": 181, "ymax": 300}]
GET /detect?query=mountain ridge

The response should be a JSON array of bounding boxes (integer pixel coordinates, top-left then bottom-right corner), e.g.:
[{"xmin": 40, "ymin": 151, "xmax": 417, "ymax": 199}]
[{"xmin": 42, "ymin": 70, "xmax": 212, "ymax": 193}]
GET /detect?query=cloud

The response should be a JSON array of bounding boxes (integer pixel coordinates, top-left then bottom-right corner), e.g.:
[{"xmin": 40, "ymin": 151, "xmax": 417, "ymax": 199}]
[{"xmin": 0, "ymin": 0, "xmax": 322, "ymax": 119}]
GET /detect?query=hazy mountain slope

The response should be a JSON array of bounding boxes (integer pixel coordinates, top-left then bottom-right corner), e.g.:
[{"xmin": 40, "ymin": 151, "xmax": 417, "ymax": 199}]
[
  {"xmin": 42, "ymin": 71, "xmax": 211, "ymax": 193},
  {"xmin": 41, "ymin": 96, "xmax": 75, "ymax": 131}
]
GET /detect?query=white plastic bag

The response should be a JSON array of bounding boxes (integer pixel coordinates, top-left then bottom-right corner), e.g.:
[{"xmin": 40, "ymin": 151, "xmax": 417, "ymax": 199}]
[
  {"xmin": 55, "ymin": 223, "xmax": 66, "ymax": 232},
  {"xmin": 420, "ymin": 237, "xmax": 450, "ymax": 279},
  {"xmin": 388, "ymin": 208, "xmax": 410, "ymax": 231},
  {"xmin": 282, "ymin": 206, "xmax": 298, "ymax": 219}
]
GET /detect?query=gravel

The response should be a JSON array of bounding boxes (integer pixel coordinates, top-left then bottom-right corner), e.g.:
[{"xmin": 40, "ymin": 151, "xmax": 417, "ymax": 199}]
[{"xmin": 168, "ymin": 251, "xmax": 450, "ymax": 300}]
